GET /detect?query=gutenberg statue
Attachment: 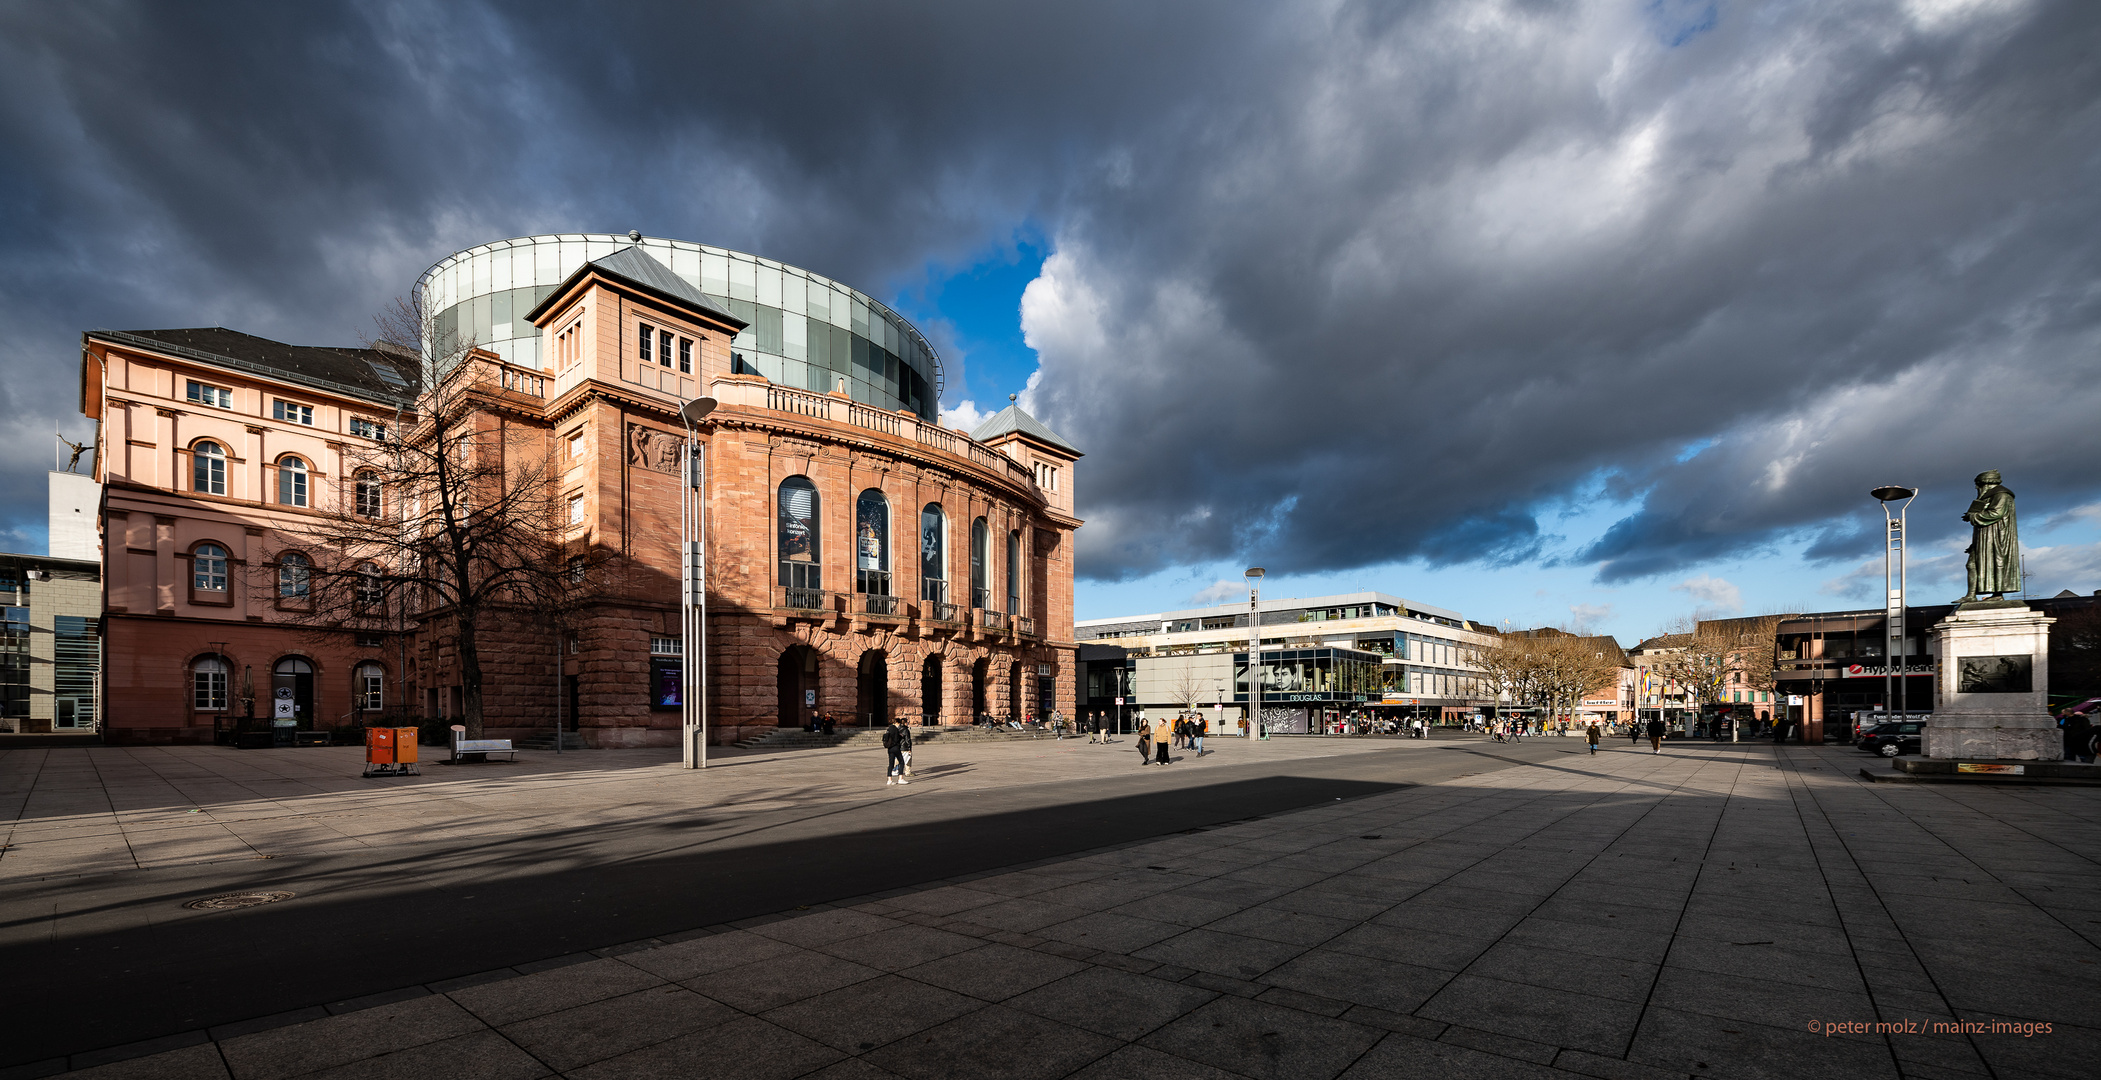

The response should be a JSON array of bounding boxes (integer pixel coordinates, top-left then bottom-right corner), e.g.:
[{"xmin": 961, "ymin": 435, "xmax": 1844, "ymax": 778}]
[{"xmin": 1959, "ymin": 470, "xmax": 2021, "ymax": 602}]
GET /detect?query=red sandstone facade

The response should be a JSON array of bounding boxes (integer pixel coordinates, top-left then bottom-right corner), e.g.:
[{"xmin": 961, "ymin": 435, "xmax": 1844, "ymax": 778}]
[{"xmin": 81, "ymin": 247, "xmax": 1082, "ymax": 746}]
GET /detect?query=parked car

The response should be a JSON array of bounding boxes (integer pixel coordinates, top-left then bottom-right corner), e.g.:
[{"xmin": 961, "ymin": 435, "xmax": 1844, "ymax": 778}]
[{"xmin": 1859, "ymin": 720, "xmax": 1927, "ymax": 757}]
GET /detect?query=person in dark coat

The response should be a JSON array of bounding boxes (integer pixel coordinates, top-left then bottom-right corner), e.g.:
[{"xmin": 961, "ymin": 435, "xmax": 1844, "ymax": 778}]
[
  {"xmin": 2062, "ymin": 708, "xmax": 2095, "ymax": 764},
  {"xmin": 1645, "ymin": 716, "xmax": 1666, "ymax": 754}
]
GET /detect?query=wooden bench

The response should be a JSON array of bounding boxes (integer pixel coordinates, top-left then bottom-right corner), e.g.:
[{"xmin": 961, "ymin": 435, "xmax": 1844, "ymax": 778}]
[{"xmin": 450, "ymin": 732, "xmax": 519, "ymax": 763}]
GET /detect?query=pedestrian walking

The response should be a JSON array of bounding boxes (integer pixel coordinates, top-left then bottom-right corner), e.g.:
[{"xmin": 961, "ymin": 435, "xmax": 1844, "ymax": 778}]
[
  {"xmin": 1088, "ymin": 712, "xmax": 1102, "ymax": 744},
  {"xmin": 882, "ymin": 717, "xmax": 912, "ymax": 786},
  {"xmin": 1153, "ymin": 714, "xmax": 1173, "ymax": 765},
  {"xmin": 1646, "ymin": 716, "xmax": 1665, "ymax": 754},
  {"xmin": 1192, "ymin": 714, "xmax": 1207, "ymax": 756},
  {"xmin": 1629, "ymin": 720, "xmax": 1642, "ymax": 745},
  {"xmin": 1137, "ymin": 720, "xmax": 1153, "ymax": 765},
  {"xmin": 1585, "ymin": 722, "xmax": 1600, "ymax": 754}
]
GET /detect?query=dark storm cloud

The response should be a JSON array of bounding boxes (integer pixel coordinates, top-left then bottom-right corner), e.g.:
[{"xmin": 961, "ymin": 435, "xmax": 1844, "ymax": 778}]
[
  {"xmin": 2, "ymin": 0, "xmax": 2095, "ymax": 588},
  {"xmin": 1019, "ymin": 0, "xmax": 2101, "ymax": 583}
]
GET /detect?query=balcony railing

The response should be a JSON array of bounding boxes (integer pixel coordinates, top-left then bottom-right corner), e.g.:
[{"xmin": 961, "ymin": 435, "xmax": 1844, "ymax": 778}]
[
  {"xmin": 718, "ymin": 376, "xmax": 1044, "ymax": 494},
  {"xmin": 978, "ymin": 609, "xmax": 1007, "ymax": 632},
  {"xmin": 922, "ymin": 600, "xmax": 957, "ymax": 623},
  {"xmin": 861, "ymin": 593, "xmax": 900, "ymax": 617},
  {"xmin": 780, "ymin": 586, "xmax": 829, "ymax": 611},
  {"xmin": 1016, "ymin": 615, "xmax": 1037, "ymax": 637}
]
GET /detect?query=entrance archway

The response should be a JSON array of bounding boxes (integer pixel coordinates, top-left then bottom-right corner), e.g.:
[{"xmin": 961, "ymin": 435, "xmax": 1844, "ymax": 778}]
[
  {"xmin": 272, "ymin": 657, "xmax": 315, "ymax": 728},
  {"xmin": 971, "ymin": 657, "xmax": 989, "ymax": 721},
  {"xmin": 1009, "ymin": 660, "xmax": 1026, "ymax": 721},
  {"xmin": 778, "ymin": 645, "xmax": 818, "ymax": 727},
  {"xmin": 858, "ymin": 650, "xmax": 889, "ymax": 727},
  {"xmin": 920, "ymin": 655, "xmax": 942, "ymax": 725}
]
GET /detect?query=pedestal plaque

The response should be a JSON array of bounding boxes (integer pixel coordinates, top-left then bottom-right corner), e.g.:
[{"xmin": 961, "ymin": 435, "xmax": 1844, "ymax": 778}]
[{"xmin": 1924, "ymin": 602, "xmax": 2060, "ymax": 761}]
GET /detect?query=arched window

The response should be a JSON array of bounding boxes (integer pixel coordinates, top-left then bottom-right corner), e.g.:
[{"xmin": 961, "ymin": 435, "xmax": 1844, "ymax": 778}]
[
  {"xmin": 354, "ymin": 662, "xmax": 384, "ymax": 712},
  {"xmin": 355, "ymin": 563, "xmax": 384, "ymax": 608},
  {"xmin": 353, "ymin": 470, "xmax": 381, "ymax": 518},
  {"xmin": 777, "ymin": 476, "xmax": 820, "ymax": 593},
  {"xmin": 193, "ymin": 441, "xmax": 226, "ymax": 495},
  {"xmin": 192, "ymin": 655, "xmax": 228, "ymax": 711},
  {"xmin": 1008, "ymin": 529, "xmax": 1022, "ymax": 616},
  {"xmin": 970, "ymin": 516, "xmax": 990, "ymax": 609},
  {"xmin": 855, "ymin": 489, "xmax": 890, "ymax": 596},
  {"xmin": 278, "ymin": 552, "xmax": 310, "ymax": 598},
  {"xmin": 920, "ymin": 503, "xmax": 947, "ymax": 606},
  {"xmin": 279, "ymin": 456, "xmax": 309, "ymax": 507},
  {"xmin": 193, "ymin": 543, "xmax": 229, "ymax": 592}
]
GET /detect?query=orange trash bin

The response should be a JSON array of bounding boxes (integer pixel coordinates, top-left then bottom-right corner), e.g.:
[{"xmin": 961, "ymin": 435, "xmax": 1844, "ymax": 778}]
[
  {"xmin": 363, "ymin": 726, "xmax": 420, "ymax": 776},
  {"xmin": 366, "ymin": 726, "xmax": 397, "ymax": 764}
]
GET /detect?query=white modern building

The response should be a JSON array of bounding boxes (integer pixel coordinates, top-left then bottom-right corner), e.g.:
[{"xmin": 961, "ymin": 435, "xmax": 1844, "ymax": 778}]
[{"xmin": 1077, "ymin": 591, "xmax": 1501, "ymax": 732}]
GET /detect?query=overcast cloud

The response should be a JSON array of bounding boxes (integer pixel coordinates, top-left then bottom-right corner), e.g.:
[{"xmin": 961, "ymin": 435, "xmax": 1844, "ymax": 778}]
[{"xmin": 2, "ymin": 0, "xmax": 2096, "ymax": 596}]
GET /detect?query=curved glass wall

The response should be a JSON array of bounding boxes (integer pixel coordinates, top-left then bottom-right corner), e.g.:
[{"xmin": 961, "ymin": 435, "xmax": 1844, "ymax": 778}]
[{"xmin": 417, "ymin": 233, "xmax": 944, "ymax": 420}]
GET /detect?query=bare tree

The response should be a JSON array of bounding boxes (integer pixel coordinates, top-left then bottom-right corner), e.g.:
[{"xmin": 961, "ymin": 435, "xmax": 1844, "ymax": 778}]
[
  {"xmin": 1647, "ymin": 616, "xmax": 1788, "ymax": 717},
  {"xmin": 263, "ymin": 293, "xmax": 565, "ymax": 737},
  {"xmin": 1168, "ymin": 663, "xmax": 1208, "ymax": 712},
  {"xmin": 1478, "ymin": 630, "xmax": 1622, "ymax": 727}
]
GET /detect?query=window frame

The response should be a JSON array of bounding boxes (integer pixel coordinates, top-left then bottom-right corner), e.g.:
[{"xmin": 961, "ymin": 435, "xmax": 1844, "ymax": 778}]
[
  {"xmin": 678, "ymin": 336, "xmax": 693, "ymax": 373},
  {"xmin": 189, "ymin": 541, "xmax": 232, "ymax": 605},
  {"xmin": 186, "ymin": 380, "xmax": 232, "ymax": 409},
  {"xmin": 353, "ymin": 470, "xmax": 382, "ymax": 518},
  {"xmin": 638, "ymin": 323, "xmax": 654, "ymax": 366},
  {"xmin": 273, "ymin": 399, "xmax": 314, "ymax": 425},
  {"xmin": 192, "ymin": 440, "xmax": 228, "ymax": 496},
  {"xmin": 192, "ymin": 655, "xmax": 229, "ymax": 712},
  {"xmin": 278, "ymin": 456, "xmax": 310, "ymax": 507},
  {"xmin": 777, "ymin": 475, "xmax": 821, "ymax": 591},
  {"xmin": 277, "ymin": 551, "xmax": 311, "ymax": 602}
]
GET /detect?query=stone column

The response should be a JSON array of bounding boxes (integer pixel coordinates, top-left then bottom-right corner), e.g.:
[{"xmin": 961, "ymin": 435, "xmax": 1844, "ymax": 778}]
[{"xmin": 1924, "ymin": 603, "xmax": 2059, "ymax": 761}]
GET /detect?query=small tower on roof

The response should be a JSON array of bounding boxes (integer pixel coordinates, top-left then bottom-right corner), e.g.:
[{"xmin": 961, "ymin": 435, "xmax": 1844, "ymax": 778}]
[{"xmin": 972, "ymin": 393, "xmax": 1080, "ymax": 518}]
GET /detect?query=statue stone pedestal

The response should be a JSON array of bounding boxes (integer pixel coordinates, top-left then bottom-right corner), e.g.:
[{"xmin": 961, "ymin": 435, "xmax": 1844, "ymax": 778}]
[{"xmin": 1924, "ymin": 602, "xmax": 2060, "ymax": 761}]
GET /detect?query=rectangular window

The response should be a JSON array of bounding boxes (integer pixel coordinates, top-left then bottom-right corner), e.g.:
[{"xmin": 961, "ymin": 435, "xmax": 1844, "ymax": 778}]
[
  {"xmin": 349, "ymin": 418, "xmax": 387, "ymax": 440},
  {"xmin": 567, "ymin": 430, "xmax": 585, "ymax": 458},
  {"xmin": 186, "ymin": 381, "xmax": 232, "ymax": 409},
  {"xmin": 355, "ymin": 632, "xmax": 385, "ymax": 647},
  {"xmin": 638, "ymin": 324, "xmax": 653, "ymax": 365},
  {"xmin": 568, "ymin": 495, "xmax": 585, "ymax": 526},
  {"xmin": 659, "ymin": 330, "xmax": 673, "ymax": 367},
  {"xmin": 194, "ymin": 668, "xmax": 227, "ymax": 711},
  {"xmin": 358, "ymin": 671, "xmax": 384, "ymax": 711},
  {"xmin": 273, "ymin": 400, "xmax": 314, "ymax": 425},
  {"xmin": 678, "ymin": 337, "xmax": 692, "ymax": 373},
  {"xmin": 651, "ymin": 636, "xmax": 682, "ymax": 655}
]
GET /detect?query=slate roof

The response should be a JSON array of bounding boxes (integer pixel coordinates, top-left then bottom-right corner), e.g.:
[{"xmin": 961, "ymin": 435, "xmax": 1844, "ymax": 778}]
[
  {"xmin": 96, "ymin": 327, "xmax": 421, "ymax": 405},
  {"xmin": 524, "ymin": 246, "xmax": 746, "ymax": 329},
  {"xmin": 969, "ymin": 402, "xmax": 1081, "ymax": 456}
]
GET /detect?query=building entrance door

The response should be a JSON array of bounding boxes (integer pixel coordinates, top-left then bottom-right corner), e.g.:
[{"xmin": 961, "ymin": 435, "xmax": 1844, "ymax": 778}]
[
  {"xmin": 272, "ymin": 657, "xmax": 314, "ymax": 728},
  {"xmin": 858, "ymin": 650, "xmax": 888, "ymax": 727}
]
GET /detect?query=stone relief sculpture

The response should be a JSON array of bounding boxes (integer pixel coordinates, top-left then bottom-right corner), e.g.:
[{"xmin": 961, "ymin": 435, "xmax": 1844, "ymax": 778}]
[
  {"xmin": 626, "ymin": 424, "xmax": 684, "ymax": 475},
  {"xmin": 1959, "ymin": 470, "xmax": 2021, "ymax": 603}
]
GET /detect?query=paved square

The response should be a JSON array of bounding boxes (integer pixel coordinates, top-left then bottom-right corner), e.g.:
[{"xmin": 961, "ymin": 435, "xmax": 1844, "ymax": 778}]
[{"xmin": 6, "ymin": 736, "xmax": 2098, "ymax": 1079}]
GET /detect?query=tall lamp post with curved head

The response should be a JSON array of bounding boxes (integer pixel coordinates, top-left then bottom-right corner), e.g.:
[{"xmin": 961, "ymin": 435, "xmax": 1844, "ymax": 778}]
[
  {"xmin": 1871, "ymin": 485, "xmax": 1918, "ymax": 732},
  {"xmin": 1246, "ymin": 567, "xmax": 1265, "ymax": 739},
  {"xmin": 681, "ymin": 396, "xmax": 718, "ymax": 769}
]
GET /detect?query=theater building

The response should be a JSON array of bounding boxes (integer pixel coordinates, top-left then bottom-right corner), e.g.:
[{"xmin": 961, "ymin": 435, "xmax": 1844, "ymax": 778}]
[{"xmin": 79, "ymin": 236, "xmax": 1082, "ymax": 745}]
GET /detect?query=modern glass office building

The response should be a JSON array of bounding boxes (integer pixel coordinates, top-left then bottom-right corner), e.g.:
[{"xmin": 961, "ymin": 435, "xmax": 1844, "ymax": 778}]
[{"xmin": 418, "ymin": 233, "xmax": 945, "ymax": 419}]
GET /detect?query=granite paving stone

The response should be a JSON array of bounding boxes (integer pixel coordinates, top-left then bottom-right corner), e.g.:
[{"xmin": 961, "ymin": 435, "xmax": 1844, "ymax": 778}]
[{"xmin": 18, "ymin": 738, "xmax": 2100, "ymax": 1080}]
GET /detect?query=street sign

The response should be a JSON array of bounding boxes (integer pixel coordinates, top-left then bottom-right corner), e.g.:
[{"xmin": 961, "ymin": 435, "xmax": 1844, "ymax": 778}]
[{"xmin": 1114, "ymin": 696, "xmax": 1124, "ymax": 705}]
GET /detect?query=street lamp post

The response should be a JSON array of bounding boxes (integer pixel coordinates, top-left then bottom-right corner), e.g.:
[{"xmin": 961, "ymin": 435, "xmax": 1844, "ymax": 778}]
[
  {"xmin": 680, "ymin": 396, "xmax": 718, "ymax": 770},
  {"xmin": 1245, "ymin": 567, "xmax": 1264, "ymax": 739},
  {"xmin": 1871, "ymin": 486, "xmax": 1918, "ymax": 734}
]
